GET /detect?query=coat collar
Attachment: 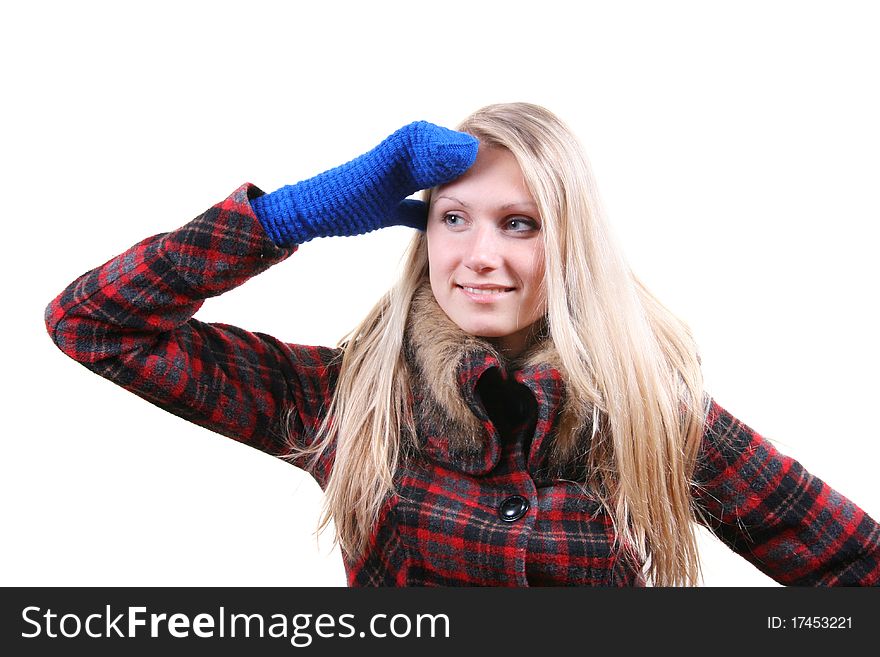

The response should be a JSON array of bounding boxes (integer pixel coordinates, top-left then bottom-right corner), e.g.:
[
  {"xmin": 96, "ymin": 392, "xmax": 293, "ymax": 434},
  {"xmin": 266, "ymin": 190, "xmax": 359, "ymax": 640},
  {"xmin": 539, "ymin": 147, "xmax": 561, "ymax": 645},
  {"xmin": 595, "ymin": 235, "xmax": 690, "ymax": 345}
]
[{"xmin": 404, "ymin": 280, "xmax": 594, "ymax": 478}]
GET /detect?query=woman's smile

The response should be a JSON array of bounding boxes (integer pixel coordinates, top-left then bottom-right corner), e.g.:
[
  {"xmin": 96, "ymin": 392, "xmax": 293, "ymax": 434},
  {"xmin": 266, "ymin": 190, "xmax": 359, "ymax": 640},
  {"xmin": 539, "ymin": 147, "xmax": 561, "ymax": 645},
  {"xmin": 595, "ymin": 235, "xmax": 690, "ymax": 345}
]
[{"xmin": 457, "ymin": 283, "xmax": 516, "ymax": 302}]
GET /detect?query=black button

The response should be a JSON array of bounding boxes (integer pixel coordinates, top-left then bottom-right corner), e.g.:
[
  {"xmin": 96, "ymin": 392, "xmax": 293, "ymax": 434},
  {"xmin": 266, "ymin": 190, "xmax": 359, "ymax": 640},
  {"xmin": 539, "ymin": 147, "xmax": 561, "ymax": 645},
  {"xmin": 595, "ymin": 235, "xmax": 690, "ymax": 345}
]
[{"xmin": 498, "ymin": 495, "xmax": 530, "ymax": 522}]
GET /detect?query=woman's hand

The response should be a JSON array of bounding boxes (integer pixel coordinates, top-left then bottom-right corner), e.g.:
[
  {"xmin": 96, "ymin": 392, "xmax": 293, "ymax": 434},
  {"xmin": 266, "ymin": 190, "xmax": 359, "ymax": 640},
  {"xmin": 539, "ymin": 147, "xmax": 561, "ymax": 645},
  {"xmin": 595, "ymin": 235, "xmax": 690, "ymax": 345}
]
[{"xmin": 251, "ymin": 121, "xmax": 478, "ymax": 246}]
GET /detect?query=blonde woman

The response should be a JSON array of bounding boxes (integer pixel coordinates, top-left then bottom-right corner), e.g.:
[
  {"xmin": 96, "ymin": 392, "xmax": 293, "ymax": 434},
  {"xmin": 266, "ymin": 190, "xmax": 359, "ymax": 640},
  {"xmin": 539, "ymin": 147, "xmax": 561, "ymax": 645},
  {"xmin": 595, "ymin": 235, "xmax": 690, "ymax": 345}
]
[{"xmin": 45, "ymin": 103, "xmax": 880, "ymax": 586}]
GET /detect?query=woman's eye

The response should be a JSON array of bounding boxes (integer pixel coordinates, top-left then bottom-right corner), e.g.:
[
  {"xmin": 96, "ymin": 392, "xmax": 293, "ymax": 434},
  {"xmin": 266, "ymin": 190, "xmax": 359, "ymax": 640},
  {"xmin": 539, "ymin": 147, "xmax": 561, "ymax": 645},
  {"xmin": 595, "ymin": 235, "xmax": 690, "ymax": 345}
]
[
  {"xmin": 506, "ymin": 217, "xmax": 538, "ymax": 232},
  {"xmin": 442, "ymin": 213, "xmax": 465, "ymax": 226}
]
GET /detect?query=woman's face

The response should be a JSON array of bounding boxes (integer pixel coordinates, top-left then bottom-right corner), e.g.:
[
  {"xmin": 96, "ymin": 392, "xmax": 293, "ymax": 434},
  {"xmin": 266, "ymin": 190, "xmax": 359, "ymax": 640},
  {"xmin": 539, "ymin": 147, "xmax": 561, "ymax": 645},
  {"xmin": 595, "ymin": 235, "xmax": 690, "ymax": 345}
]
[{"xmin": 426, "ymin": 145, "xmax": 546, "ymax": 358}]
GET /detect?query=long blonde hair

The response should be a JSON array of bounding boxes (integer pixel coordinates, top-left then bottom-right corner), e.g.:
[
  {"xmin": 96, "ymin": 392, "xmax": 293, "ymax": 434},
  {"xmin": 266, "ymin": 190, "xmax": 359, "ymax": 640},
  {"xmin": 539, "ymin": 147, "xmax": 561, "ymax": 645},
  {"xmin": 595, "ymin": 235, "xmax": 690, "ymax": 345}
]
[{"xmin": 288, "ymin": 102, "xmax": 708, "ymax": 586}]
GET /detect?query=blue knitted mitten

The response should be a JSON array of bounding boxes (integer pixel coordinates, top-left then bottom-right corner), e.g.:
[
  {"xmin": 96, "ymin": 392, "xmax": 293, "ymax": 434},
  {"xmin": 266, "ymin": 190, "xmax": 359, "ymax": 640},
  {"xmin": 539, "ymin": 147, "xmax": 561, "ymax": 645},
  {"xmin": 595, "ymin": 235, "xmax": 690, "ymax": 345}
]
[{"xmin": 251, "ymin": 121, "xmax": 478, "ymax": 247}]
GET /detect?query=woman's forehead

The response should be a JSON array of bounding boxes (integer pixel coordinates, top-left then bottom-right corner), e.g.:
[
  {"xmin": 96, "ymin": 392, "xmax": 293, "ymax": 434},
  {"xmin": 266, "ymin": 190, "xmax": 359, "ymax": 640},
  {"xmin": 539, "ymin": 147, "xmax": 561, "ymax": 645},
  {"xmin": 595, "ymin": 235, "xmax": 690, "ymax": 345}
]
[{"xmin": 433, "ymin": 146, "xmax": 534, "ymax": 208}]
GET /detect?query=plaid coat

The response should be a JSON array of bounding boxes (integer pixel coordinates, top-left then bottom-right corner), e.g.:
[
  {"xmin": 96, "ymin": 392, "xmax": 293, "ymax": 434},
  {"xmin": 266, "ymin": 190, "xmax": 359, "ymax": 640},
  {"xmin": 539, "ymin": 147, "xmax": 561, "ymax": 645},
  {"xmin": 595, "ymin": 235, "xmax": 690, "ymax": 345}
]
[{"xmin": 45, "ymin": 184, "xmax": 880, "ymax": 586}]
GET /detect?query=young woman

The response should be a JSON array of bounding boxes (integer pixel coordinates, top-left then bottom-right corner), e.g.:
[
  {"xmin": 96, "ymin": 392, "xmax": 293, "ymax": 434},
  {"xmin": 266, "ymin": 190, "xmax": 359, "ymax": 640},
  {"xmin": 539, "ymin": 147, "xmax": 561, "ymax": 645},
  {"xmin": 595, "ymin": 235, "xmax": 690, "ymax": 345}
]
[{"xmin": 45, "ymin": 102, "xmax": 880, "ymax": 586}]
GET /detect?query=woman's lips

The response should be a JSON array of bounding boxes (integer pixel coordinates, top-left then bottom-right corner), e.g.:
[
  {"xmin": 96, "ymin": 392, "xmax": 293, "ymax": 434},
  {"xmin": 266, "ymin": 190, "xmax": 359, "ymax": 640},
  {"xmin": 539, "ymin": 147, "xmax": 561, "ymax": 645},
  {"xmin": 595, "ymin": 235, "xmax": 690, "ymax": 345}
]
[{"xmin": 457, "ymin": 284, "xmax": 514, "ymax": 303}]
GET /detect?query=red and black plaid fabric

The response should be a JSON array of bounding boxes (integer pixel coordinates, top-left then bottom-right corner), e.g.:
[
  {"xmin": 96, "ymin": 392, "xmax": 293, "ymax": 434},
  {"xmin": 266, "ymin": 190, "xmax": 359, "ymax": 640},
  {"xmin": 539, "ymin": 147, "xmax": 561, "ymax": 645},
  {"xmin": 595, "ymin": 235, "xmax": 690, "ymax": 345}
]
[{"xmin": 45, "ymin": 184, "xmax": 880, "ymax": 586}]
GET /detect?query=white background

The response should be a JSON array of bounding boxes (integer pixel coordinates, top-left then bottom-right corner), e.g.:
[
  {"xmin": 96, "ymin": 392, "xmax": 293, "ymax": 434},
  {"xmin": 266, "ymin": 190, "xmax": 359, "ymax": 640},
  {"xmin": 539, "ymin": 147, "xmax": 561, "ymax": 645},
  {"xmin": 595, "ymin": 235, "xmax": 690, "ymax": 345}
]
[{"xmin": 2, "ymin": 0, "xmax": 878, "ymax": 587}]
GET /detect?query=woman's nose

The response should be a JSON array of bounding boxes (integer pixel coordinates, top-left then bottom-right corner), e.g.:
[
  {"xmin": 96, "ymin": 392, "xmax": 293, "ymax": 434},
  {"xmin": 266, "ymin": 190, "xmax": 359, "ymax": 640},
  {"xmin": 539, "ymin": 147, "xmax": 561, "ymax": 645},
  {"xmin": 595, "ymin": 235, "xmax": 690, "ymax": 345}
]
[{"xmin": 463, "ymin": 223, "xmax": 503, "ymax": 271}]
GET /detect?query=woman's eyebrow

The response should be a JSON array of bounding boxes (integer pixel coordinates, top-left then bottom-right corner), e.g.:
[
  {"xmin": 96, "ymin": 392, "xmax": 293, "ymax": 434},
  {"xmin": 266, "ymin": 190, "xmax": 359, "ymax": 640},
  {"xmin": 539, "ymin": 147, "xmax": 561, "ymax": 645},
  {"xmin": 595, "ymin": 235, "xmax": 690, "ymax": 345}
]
[
  {"xmin": 500, "ymin": 201, "xmax": 539, "ymax": 211},
  {"xmin": 434, "ymin": 195, "xmax": 470, "ymax": 208},
  {"xmin": 434, "ymin": 195, "xmax": 538, "ymax": 211}
]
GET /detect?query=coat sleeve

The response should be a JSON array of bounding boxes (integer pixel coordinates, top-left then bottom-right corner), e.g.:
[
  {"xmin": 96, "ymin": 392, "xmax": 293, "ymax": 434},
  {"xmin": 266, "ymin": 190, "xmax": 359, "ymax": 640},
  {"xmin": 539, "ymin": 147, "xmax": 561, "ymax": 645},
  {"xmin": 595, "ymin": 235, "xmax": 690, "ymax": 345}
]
[
  {"xmin": 693, "ymin": 397, "xmax": 880, "ymax": 585},
  {"xmin": 44, "ymin": 183, "xmax": 341, "ymax": 485}
]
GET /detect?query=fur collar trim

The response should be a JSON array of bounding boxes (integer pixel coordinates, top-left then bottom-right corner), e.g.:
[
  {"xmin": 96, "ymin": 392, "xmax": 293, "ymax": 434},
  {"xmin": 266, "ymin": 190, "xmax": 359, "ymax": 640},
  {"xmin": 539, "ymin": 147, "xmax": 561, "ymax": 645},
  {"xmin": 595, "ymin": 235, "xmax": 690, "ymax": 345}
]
[{"xmin": 403, "ymin": 280, "xmax": 595, "ymax": 476}]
